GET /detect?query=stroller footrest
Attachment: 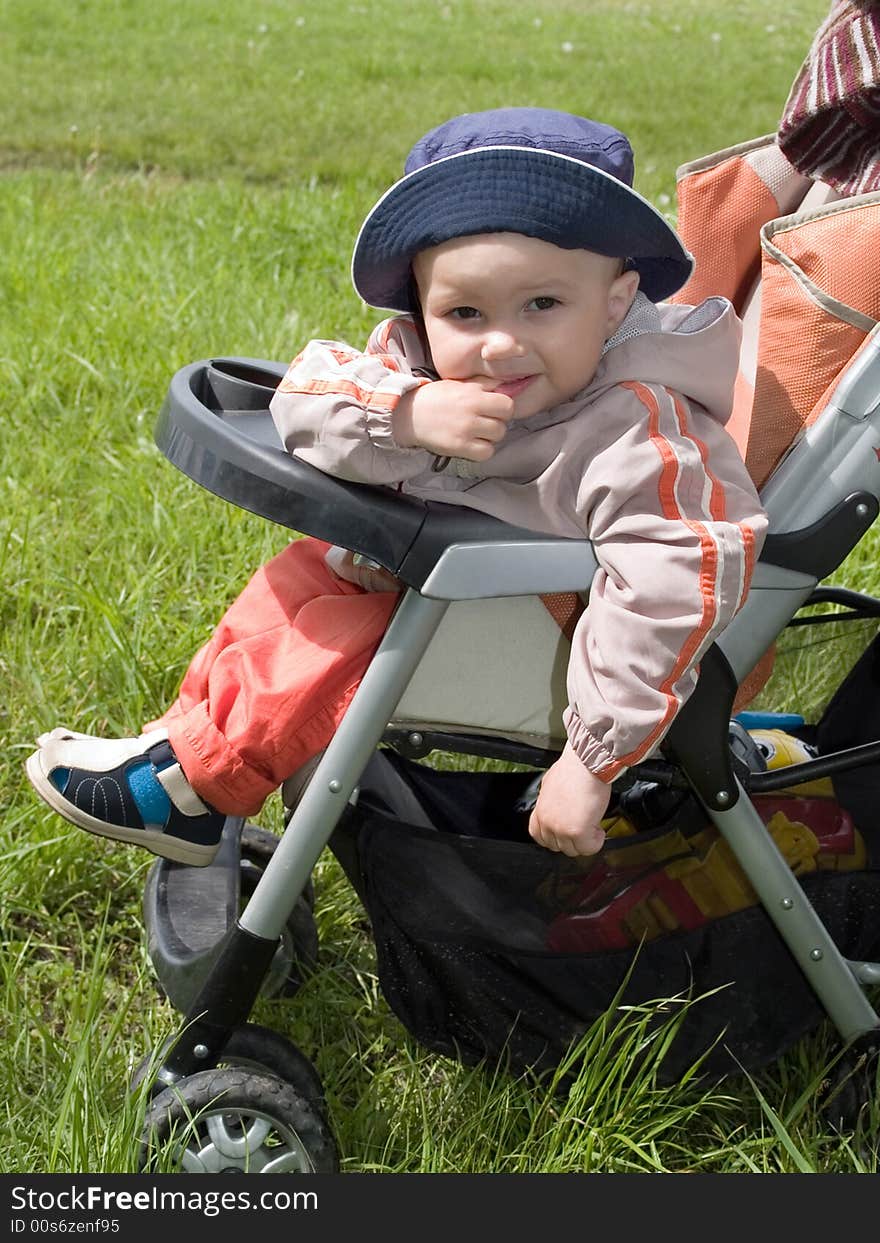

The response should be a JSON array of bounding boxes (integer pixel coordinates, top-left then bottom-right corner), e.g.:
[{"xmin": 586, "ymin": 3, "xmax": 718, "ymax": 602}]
[{"xmin": 142, "ymin": 817, "xmax": 242, "ymax": 1013}]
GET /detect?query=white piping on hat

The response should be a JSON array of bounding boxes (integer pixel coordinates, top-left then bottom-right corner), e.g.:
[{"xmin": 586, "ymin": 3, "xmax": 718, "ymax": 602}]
[{"xmin": 350, "ymin": 144, "xmax": 692, "ymax": 299}]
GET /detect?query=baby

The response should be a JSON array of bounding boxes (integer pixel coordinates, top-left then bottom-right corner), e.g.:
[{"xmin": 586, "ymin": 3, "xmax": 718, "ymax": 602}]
[{"xmin": 26, "ymin": 107, "xmax": 768, "ymax": 863}]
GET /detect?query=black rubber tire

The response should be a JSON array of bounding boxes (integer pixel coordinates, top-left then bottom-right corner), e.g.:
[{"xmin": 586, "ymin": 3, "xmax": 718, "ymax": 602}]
[
  {"xmin": 220, "ymin": 1023, "xmax": 326, "ymax": 1109},
  {"xmin": 130, "ymin": 1023, "xmax": 326, "ymax": 1112},
  {"xmin": 139, "ymin": 1067, "xmax": 338, "ymax": 1173}
]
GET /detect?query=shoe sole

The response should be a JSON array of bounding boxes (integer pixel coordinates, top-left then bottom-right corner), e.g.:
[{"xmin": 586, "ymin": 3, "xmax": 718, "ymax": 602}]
[{"xmin": 25, "ymin": 750, "xmax": 219, "ymax": 868}]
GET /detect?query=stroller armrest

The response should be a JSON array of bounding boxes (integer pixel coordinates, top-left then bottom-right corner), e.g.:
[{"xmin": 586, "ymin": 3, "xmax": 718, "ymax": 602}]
[{"xmin": 155, "ymin": 358, "xmax": 596, "ymax": 595}]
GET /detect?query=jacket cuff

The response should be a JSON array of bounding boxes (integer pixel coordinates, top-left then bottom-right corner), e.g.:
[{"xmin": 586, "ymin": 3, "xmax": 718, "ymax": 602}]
[
  {"xmin": 365, "ymin": 375, "xmax": 432, "ymax": 449},
  {"xmin": 563, "ymin": 707, "xmax": 627, "ymax": 782}
]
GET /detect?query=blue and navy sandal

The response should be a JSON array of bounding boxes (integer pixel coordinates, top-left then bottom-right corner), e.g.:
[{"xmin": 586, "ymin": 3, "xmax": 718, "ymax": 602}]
[{"xmin": 26, "ymin": 728, "xmax": 225, "ymax": 867}]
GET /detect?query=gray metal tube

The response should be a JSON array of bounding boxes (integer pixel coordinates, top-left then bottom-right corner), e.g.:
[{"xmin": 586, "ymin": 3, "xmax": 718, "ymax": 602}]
[{"xmin": 239, "ymin": 589, "xmax": 449, "ymax": 942}]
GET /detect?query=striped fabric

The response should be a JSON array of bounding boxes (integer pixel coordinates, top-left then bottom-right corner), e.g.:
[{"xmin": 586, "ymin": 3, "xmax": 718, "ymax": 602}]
[{"xmin": 778, "ymin": 1, "xmax": 880, "ymax": 194}]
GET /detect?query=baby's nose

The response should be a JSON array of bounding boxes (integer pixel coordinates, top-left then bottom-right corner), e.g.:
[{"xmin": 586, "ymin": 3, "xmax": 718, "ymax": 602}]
[{"xmin": 481, "ymin": 329, "xmax": 525, "ymax": 361}]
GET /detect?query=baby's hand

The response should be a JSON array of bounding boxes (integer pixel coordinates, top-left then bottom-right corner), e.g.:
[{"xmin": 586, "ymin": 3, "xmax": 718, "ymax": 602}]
[
  {"xmin": 528, "ymin": 744, "xmax": 610, "ymax": 857},
  {"xmin": 393, "ymin": 380, "xmax": 514, "ymax": 461},
  {"xmin": 324, "ymin": 546, "xmax": 402, "ymax": 593}
]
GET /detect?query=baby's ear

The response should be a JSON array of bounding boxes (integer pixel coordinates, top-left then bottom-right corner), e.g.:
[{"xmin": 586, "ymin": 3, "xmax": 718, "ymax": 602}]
[{"xmin": 607, "ymin": 269, "xmax": 640, "ymax": 335}]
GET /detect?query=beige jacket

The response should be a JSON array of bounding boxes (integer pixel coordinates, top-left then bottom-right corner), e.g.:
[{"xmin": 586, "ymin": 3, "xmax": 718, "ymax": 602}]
[{"xmin": 270, "ymin": 294, "xmax": 768, "ymax": 779}]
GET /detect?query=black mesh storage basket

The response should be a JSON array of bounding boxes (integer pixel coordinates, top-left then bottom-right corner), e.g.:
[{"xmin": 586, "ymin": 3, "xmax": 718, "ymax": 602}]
[{"xmin": 330, "ymin": 747, "xmax": 880, "ymax": 1084}]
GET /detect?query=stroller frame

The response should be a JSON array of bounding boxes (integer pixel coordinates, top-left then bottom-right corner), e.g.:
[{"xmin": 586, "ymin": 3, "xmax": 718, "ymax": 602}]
[{"xmin": 139, "ymin": 328, "xmax": 880, "ymax": 1149}]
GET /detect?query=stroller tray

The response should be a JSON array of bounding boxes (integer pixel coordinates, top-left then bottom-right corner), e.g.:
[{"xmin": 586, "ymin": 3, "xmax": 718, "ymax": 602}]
[{"xmin": 155, "ymin": 357, "xmax": 592, "ymax": 591}]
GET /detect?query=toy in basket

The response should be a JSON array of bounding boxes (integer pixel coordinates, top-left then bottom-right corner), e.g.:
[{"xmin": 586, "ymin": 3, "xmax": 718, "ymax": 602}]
[{"xmin": 545, "ymin": 729, "xmax": 867, "ymax": 954}]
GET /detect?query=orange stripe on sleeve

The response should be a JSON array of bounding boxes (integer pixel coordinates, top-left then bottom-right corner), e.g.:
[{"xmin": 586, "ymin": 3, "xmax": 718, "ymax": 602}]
[
  {"xmin": 670, "ymin": 393, "xmax": 727, "ymax": 521},
  {"xmin": 736, "ymin": 521, "xmax": 756, "ymax": 611},
  {"xmin": 371, "ymin": 352, "xmax": 401, "ymax": 372},
  {"xmin": 279, "ymin": 376, "xmax": 400, "ymax": 412},
  {"xmin": 327, "ymin": 346, "xmax": 361, "ymax": 365},
  {"xmin": 371, "ymin": 317, "xmax": 421, "ymax": 357},
  {"xmin": 597, "ymin": 382, "xmax": 722, "ymax": 776}
]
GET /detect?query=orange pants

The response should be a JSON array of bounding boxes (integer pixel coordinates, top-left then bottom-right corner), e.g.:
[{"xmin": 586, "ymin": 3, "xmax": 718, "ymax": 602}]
[{"xmin": 146, "ymin": 538, "xmax": 399, "ymax": 816}]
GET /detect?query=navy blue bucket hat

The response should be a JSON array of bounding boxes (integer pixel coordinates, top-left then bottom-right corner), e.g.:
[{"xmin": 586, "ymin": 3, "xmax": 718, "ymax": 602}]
[{"xmin": 351, "ymin": 107, "xmax": 693, "ymax": 312}]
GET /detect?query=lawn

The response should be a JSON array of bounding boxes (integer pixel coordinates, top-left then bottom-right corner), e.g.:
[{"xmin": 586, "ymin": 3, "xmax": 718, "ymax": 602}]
[{"xmin": 5, "ymin": 0, "xmax": 879, "ymax": 1175}]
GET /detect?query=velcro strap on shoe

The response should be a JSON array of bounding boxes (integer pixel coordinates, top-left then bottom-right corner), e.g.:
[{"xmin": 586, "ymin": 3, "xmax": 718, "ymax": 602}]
[{"xmin": 155, "ymin": 760, "xmax": 212, "ymax": 817}]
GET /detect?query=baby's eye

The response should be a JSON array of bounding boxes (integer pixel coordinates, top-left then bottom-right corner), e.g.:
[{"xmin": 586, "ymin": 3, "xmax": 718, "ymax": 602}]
[
  {"xmin": 527, "ymin": 296, "xmax": 559, "ymax": 311},
  {"xmin": 449, "ymin": 306, "xmax": 481, "ymax": 320}
]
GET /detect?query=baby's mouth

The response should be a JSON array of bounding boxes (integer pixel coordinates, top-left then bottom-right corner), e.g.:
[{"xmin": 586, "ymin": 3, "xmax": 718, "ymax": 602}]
[{"xmin": 491, "ymin": 375, "xmax": 536, "ymax": 399}]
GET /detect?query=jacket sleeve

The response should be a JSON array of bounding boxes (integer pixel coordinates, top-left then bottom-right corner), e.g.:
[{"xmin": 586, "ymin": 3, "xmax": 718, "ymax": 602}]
[
  {"xmin": 268, "ymin": 317, "xmax": 437, "ymax": 484},
  {"xmin": 564, "ymin": 381, "xmax": 767, "ymax": 781}
]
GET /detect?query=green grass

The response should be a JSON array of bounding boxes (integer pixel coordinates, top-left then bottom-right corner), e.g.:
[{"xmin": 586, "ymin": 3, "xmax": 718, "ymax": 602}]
[
  {"xmin": 4, "ymin": 0, "xmax": 879, "ymax": 1175},
  {"xmin": 1, "ymin": 0, "xmax": 829, "ymax": 190}
]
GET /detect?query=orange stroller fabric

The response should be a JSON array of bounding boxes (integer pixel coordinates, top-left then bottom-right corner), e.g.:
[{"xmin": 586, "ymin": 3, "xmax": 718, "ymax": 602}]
[{"xmin": 671, "ymin": 136, "xmax": 880, "ymax": 490}]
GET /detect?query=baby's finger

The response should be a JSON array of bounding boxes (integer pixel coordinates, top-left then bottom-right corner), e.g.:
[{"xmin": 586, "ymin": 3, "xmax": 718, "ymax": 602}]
[
  {"xmin": 529, "ymin": 811, "xmax": 562, "ymax": 854},
  {"xmin": 480, "ymin": 392, "xmax": 516, "ymax": 420},
  {"xmin": 473, "ymin": 414, "xmax": 511, "ymax": 442},
  {"xmin": 571, "ymin": 828, "xmax": 606, "ymax": 857},
  {"xmin": 461, "ymin": 438, "xmax": 501, "ymax": 462}
]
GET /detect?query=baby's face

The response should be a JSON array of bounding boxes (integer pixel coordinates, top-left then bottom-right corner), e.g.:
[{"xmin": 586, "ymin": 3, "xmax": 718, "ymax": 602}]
[{"xmin": 413, "ymin": 232, "xmax": 638, "ymax": 420}]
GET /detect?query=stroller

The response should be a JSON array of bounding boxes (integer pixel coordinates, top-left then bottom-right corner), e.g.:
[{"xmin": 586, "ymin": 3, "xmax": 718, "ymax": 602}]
[{"xmin": 132, "ymin": 137, "xmax": 880, "ymax": 1170}]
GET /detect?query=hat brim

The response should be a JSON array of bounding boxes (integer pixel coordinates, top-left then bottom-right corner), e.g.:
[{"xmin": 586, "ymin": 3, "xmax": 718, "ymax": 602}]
[{"xmin": 351, "ymin": 146, "xmax": 693, "ymax": 311}]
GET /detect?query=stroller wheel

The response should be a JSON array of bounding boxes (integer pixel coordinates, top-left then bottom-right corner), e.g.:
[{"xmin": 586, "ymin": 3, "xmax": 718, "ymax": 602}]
[
  {"xmin": 139, "ymin": 1067, "xmax": 338, "ymax": 1173},
  {"xmin": 216, "ymin": 1023, "xmax": 326, "ymax": 1110},
  {"xmin": 240, "ymin": 825, "xmax": 318, "ymax": 998},
  {"xmin": 131, "ymin": 1024, "xmax": 326, "ymax": 1111}
]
